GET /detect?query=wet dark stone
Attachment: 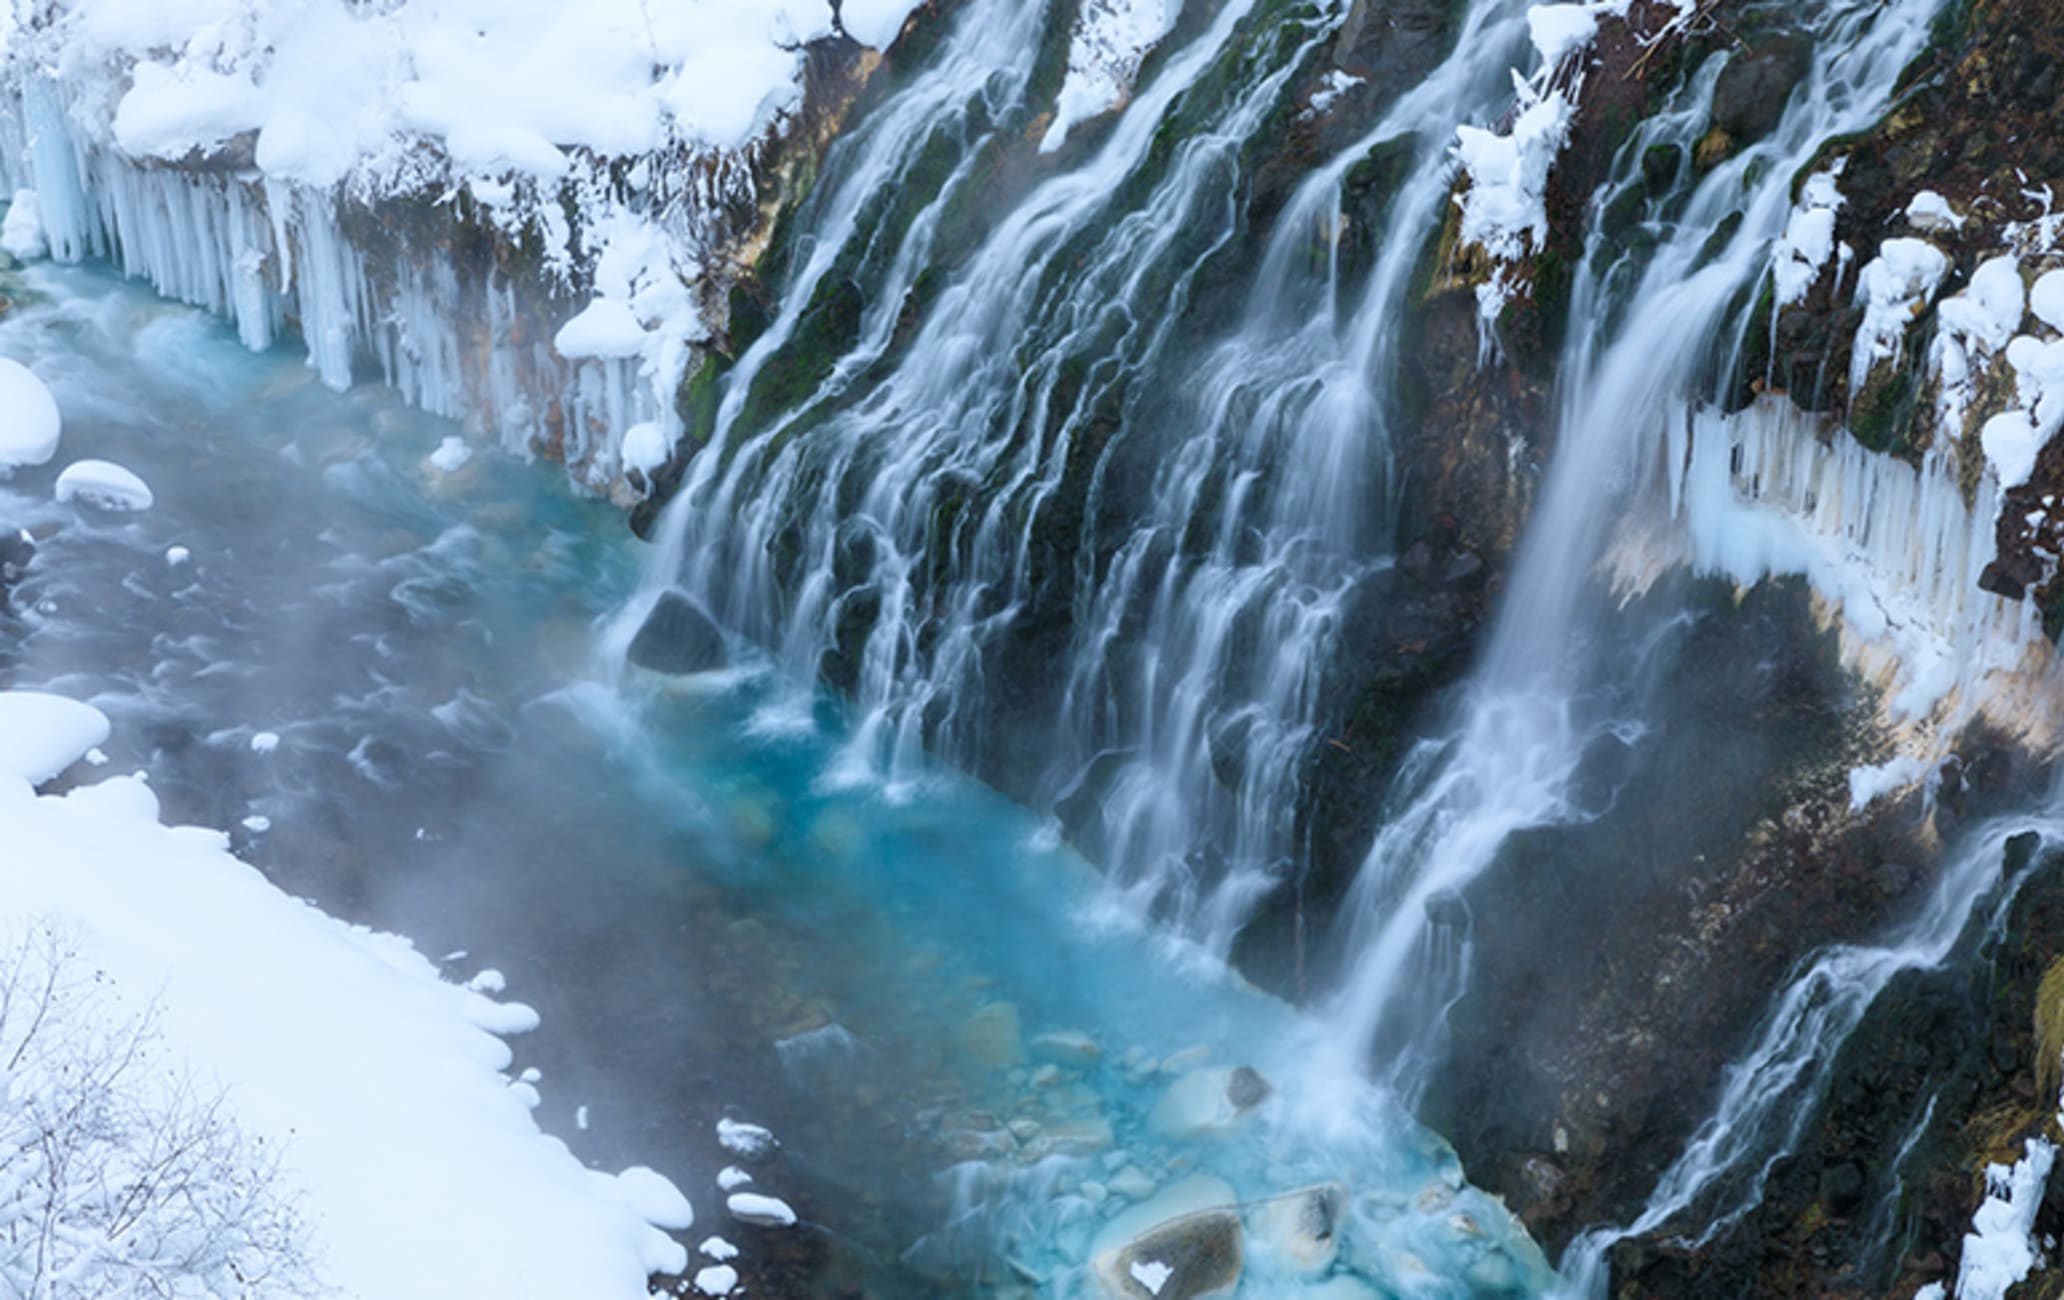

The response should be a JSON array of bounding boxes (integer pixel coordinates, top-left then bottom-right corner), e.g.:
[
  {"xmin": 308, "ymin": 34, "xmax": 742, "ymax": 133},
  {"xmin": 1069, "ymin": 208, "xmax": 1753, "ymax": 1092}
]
[
  {"xmin": 1423, "ymin": 890, "xmax": 1469, "ymax": 929},
  {"xmin": 1820, "ymin": 1160, "xmax": 1866, "ymax": 1216},
  {"xmin": 1711, "ymin": 35, "xmax": 1815, "ymax": 144},
  {"xmin": 1641, "ymin": 143, "xmax": 1683, "ymax": 196},
  {"xmin": 0, "ymin": 527, "xmax": 33, "ymax": 607},
  {"xmin": 628, "ymin": 590, "xmax": 727, "ymax": 675},
  {"xmin": 1226, "ymin": 1065, "xmax": 1273, "ymax": 1111}
]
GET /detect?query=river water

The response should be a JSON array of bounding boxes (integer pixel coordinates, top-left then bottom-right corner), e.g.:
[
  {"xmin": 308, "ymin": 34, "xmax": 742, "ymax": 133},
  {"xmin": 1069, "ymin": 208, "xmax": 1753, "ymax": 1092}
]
[{"xmin": 0, "ymin": 261, "xmax": 1553, "ymax": 1296}]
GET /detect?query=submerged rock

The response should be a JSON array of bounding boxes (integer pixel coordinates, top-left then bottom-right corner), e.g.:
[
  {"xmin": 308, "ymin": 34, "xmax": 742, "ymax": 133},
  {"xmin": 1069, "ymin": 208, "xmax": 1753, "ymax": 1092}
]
[
  {"xmin": 1149, "ymin": 1066, "xmax": 1272, "ymax": 1140},
  {"xmin": 627, "ymin": 590, "xmax": 726, "ymax": 675},
  {"xmin": 1030, "ymin": 1029, "xmax": 1102, "ymax": 1065},
  {"xmin": 1248, "ymin": 1183, "xmax": 1345, "ymax": 1275},
  {"xmin": 960, "ymin": 1000, "xmax": 1026, "ymax": 1069},
  {"xmin": 1092, "ymin": 1207, "xmax": 1242, "ymax": 1300}
]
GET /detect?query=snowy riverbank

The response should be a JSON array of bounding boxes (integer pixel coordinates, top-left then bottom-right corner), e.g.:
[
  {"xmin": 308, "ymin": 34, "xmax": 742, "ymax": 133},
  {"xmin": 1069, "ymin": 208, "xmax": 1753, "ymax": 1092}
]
[{"xmin": 0, "ymin": 685, "xmax": 696, "ymax": 1297}]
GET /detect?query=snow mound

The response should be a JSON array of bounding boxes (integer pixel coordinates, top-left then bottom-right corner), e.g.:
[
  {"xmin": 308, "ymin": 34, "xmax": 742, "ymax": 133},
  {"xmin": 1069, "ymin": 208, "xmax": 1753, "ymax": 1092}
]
[
  {"xmin": 0, "ymin": 690, "xmax": 112, "ymax": 785},
  {"xmin": 717, "ymin": 1117, "xmax": 777, "ymax": 1158},
  {"xmin": 726, "ymin": 1191, "xmax": 797, "ymax": 1227},
  {"xmin": 429, "ymin": 436, "xmax": 473, "ymax": 473},
  {"xmin": 0, "ymin": 356, "xmax": 62, "ymax": 471},
  {"xmin": 1905, "ymin": 189, "xmax": 1965, "ymax": 234},
  {"xmin": 55, "ymin": 458, "xmax": 154, "ymax": 510},
  {"xmin": 555, "ymin": 299, "xmax": 649, "ymax": 361},
  {"xmin": 2033, "ymin": 269, "xmax": 2064, "ymax": 333},
  {"xmin": 621, "ymin": 421, "xmax": 672, "ymax": 476}
]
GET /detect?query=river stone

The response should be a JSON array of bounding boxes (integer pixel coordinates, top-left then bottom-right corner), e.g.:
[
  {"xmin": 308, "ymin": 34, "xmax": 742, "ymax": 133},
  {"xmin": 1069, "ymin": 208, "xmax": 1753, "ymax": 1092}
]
[
  {"xmin": 960, "ymin": 1001, "xmax": 1026, "ymax": 1068},
  {"xmin": 1225, "ymin": 1065, "xmax": 1272, "ymax": 1110},
  {"xmin": 1302, "ymin": 1277, "xmax": 1381, "ymax": 1300},
  {"xmin": 1091, "ymin": 1207, "xmax": 1242, "ymax": 1300},
  {"xmin": 1043, "ymin": 1116, "xmax": 1115, "ymax": 1155},
  {"xmin": 1149, "ymin": 1066, "xmax": 1271, "ymax": 1140},
  {"xmin": 1249, "ymin": 1183, "xmax": 1346, "ymax": 1274},
  {"xmin": 1031, "ymin": 1030, "xmax": 1102, "ymax": 1065},
  {"xmin": 627, "ymin": 590, "xmax": 726, "ymax": 674},
  {"xmin": 1109, "ymin": 1166, "xmax": 1157, "ymax": 1201}
]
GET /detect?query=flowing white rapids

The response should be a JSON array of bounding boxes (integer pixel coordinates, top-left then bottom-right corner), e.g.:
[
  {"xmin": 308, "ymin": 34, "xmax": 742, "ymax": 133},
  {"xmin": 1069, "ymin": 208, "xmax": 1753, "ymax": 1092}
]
[
  {"xmin": 634, "ymin": 0, "xmax": 1543, "ymax": 951},
  {"xmin": 1318, "ymin": 0, "xmax": 1956, "ymax": 1096}
]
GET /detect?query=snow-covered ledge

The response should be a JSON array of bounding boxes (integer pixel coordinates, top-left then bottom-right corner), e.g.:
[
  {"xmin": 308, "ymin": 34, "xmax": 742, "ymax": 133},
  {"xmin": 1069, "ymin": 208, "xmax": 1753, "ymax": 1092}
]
[{"xmin": 0, "ymin": 0, "xmax": 923, "ymax": 501}]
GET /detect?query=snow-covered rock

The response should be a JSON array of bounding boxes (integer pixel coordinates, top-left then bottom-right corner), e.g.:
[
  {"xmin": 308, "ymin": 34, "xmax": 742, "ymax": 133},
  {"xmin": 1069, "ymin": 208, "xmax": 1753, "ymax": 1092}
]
[
  {"xmin": 428, "ymin": 436, "xmax": 473, "ymax": 473},
  {"xmin": 726, "ymin": 1191, "xmax": 797, "ymax": 1227},
  {"xmin": 716, "ymin": 1117, "xmax": 778, "ymax": 1159},
  {"xmin": 0, "ymin": 690, "xmax": 111, "ymax": 785},
  {"xmin": 1954, "ymin": 1137, "xmax": 2056, "ymax": 1300},
  {"xmin": 55, "ymin": 457, "xmax": 154, "ymax": 510},
  {"xmin": 608, "ymin": 1166, "xmax": 696, "ymax": 1231},
  {"xmin": 1772, "ymin": 167, "xmax": 1847, "ymax": 308},
  {"xmin": 1041, "ymin": 0, "xmax": 1181, "ymax": 153},
  {"xmin": 554, "ymin": 299, "xmax": 649, "ymax": 361},
  {"xmin": 1906, "ymin": 189, "xmax": 1965, "ymax": 235},
  {"xmin": 0, "ymin": 356, "xmax": 62, "ymax": 470},
  {"xmin": 2033, "ymin": 269, "xmax": 2064, "ymax": 333},
  {"xmin": 1850, "ymin": 238, "xmax": 1950, "ymax": 393}
]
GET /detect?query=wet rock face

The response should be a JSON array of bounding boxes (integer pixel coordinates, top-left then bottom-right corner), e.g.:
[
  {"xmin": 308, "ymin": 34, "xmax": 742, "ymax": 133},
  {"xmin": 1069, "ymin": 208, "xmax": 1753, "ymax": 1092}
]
[
  {"xmin": 1609, "ymin": 835, "xmax": 2064, "ymax": 1299},
  {"xmin": 1419, "ymin": 578, "xmax": 1933, "ymax": 1253},
  {"xmin": 627, "ymin": 591, "xmax": 727, "ymax": 675},
  {"xmin": 1708, "ymin": 32, "xmax": 1814, "ymax": 145}
]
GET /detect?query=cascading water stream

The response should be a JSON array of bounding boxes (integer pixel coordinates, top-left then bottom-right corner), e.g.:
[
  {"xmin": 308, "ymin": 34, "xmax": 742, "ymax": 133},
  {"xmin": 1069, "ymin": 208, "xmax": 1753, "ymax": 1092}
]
[
  {"xmin": 1553, "ymin": 803, "xmax": 2064, "ymax": 1295},
  {"xmin": 1049, "ymin": 0, "xmax": 1538, "ymax": 952},
  {"xmin": 1317, "ymin": 0, "xmax": 1953, "ymax": 1101}
]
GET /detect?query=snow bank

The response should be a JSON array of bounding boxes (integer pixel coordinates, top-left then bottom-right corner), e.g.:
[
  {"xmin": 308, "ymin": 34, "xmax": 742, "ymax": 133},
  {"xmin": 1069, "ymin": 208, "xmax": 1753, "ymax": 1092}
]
[
  {"xmin": 21, "ymin": 0, "xmax": 926, "ymax": 187},
  {"xmin": 0, "ymin": 0, "xmax": 908, "ymax": 498},
  {"xmin": 55, "ymin": 457, "xmax": 154, "ymax": 510},
  {"xmin": 0, "ymin": 355, "xmax": 61, "ymax": 470},
  {"xmin": 0, "ymin": 730, "xmax": 697, "ymax": 1297}
]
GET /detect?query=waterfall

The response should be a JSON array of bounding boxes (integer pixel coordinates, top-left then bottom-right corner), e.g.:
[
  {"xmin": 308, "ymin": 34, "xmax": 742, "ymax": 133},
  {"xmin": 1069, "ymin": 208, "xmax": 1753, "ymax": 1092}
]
[
  {"xmin": 636, "ymin": 0, "xmax": 1551, "ymax": 954},
  {"xmin": 1317, "ymin": 0, "xmax": 1957, "ymax": 1099},
  {"xmin": 1555, "ymin": 807, "xmax": 2064, "ymax": 1294}
]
